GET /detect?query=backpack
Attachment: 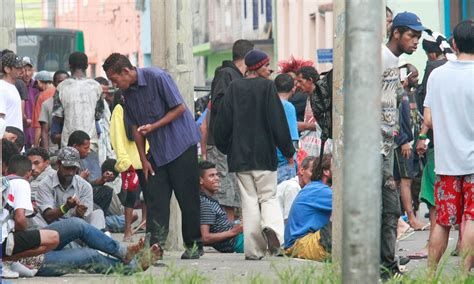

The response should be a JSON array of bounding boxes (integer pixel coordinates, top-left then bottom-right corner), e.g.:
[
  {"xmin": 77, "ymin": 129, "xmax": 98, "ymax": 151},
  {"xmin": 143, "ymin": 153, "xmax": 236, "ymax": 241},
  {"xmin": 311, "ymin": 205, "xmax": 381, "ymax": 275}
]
[{"xmin": 309, "ymin": 70, "xmax": 333, "ymax": 174}]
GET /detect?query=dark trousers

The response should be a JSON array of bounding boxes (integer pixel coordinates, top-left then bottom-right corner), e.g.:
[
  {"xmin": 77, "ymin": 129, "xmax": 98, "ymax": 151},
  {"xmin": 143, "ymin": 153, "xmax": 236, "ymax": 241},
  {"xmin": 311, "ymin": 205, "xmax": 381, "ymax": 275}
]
[
  {"xmin": 143, "ymin": 145, "xmax": 202, "ymax": 248},
  {"xmin": 381, "ymin": 154, "xmax": 401, "ymax": 272},
  {"xmin": 93, "ymin": 185, "xmax": 114, "ymax": 214}
]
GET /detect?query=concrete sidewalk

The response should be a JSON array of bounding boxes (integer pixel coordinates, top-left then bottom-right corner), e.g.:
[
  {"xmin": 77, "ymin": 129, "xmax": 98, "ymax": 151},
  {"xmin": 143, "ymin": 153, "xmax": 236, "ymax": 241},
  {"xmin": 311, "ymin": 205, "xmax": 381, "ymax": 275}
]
[{"xmin": 7, "ymin": 227, "xmax": 462, "ymax": 283}]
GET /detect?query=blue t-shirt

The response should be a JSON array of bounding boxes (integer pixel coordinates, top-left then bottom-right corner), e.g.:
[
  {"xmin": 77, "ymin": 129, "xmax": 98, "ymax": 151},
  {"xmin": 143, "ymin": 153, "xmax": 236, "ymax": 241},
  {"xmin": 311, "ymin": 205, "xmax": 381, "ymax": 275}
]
[
  {"xmin": 277, "ymin": 100, "xmax": 299, "ymax": 167},
  {"xmin": 284, "ymin": 181, "xmax": 332, "ymax": 249}
]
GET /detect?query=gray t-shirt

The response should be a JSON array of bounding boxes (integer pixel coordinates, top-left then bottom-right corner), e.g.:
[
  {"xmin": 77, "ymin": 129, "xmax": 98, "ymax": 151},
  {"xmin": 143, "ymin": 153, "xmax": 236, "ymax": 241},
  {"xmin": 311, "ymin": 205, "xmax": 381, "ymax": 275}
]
[
  {"xmin": 424, "ymin": 60, "xmax": 474, "ymax": 175},
  {"xmin": 39, "ymin": 97, "xmax": 58, "ymax": 154}
]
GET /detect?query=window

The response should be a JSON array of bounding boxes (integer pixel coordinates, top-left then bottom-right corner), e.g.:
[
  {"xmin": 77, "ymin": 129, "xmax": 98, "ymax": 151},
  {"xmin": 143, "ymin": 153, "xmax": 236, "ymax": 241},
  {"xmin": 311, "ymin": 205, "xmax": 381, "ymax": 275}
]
[
  {"xmin": 253, "ymin": 0, "xmax": 258, "ymax": 30},
  {"xmin": 265, "ymin": 0, "xmax": 272, "ymax": 23}
]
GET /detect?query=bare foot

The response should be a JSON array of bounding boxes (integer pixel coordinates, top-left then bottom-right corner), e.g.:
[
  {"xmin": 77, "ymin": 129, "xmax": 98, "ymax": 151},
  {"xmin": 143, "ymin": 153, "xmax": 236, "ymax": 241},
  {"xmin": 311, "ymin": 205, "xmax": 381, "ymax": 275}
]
[
  {"xmin": 123, "ymin": 237, "xmax": 145, "ymax": 264},
  {"xmin": 410, "ymin": 219, "xmax": 428, "ymax": 231},
  {"xmin": 140, "ymin": 244, "xmax": 163, "ymax": 271},
  {"xmin": 123, "ymin": 229, "xmax": 133, "ymax": 242}
]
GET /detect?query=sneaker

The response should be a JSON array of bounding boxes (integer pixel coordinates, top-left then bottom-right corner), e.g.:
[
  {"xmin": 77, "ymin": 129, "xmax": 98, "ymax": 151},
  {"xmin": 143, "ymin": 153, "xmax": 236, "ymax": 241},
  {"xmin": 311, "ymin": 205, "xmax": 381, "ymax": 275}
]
[
  {"xmin": 2, "ymin": 262, "xmax": 19, "ymax": 279},
  {"xmin": 262, "ymin": 227, "xmax": 281, "ymax": 256},
  {"xmin": 398, "ymin": 256, "xmax": 410, "ymax": 266},
  {"xmin": 180, "ymin": 247, "xmax": 204, "ymax": 259}
]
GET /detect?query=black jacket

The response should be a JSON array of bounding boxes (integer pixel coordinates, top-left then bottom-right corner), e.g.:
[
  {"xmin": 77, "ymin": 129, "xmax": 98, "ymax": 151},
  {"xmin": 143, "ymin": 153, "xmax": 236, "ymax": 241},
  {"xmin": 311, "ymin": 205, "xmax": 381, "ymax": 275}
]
[
  {"xmin": 214, "ymin": 77, "xmax": 295, "ymax": 172},
  {"xmin": 208, "ymin": 61, "xmax": 243, "ymax": 145}
]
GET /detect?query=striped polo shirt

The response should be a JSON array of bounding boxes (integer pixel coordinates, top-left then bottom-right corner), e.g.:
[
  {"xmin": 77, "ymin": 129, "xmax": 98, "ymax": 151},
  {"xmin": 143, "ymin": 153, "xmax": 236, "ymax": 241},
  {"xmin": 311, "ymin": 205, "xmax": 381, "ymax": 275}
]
[{"xmin": 199, "ymin": 193, "xmax": 236, "ymax": 252}]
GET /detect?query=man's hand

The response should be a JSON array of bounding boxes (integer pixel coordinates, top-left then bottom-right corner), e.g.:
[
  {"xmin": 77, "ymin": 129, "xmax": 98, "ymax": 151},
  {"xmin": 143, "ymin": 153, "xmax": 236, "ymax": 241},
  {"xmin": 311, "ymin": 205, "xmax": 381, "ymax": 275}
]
[
  {"xmin": 75, "ymin": 204, "xmax": 88, "ymax": 218},
  {"xmin": 401, "ymin": 143, "xmax": 411, "ymax": 159},
  {"xmin": 416, "ymin": 139, "xmax": 428, "ymax": 157},
  {"xmin": 65, "ymin": 196, "xmax": 79, "ymax": 210},
  {"xmin": 137, "ymin": 124, "xmax": 155, "ymax": 136},
  {"xmin": 102, "ymin": 171, "xmax": 115, "ymax": 183},
  {"xmin": 230, "ymin": 224, "xmax": 243, "ymax": 236},
  {"xmin": 80, "ymin": 169, "xmax": 90, "ymax": 180},
  {"xmin": 142, "ymin": 160, "xmax": 155, "ymax": 182}
]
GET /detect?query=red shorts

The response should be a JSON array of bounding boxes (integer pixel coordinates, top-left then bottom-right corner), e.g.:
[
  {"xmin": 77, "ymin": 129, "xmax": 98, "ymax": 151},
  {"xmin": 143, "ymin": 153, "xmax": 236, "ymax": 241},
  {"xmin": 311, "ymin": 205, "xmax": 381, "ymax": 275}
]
[{"xmin": 434, "ymin": 174, "xmax": 474, "ymax": 226}]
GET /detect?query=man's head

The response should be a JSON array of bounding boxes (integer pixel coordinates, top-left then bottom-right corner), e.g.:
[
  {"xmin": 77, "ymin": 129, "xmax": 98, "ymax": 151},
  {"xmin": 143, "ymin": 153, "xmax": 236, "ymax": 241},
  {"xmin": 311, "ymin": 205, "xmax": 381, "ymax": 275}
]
[
  {"xmin": 27, "ymin": 147, "xmax": 50, "ymax": 178},
  {"xmin": 199, "ymin": 161, "xmax": 220, "ymax": 194},
  {"xmin": 311, "ymin": 155, "xmax": 332, "ymax": 185},
  {"xmin": 295, "ymin": 66, "xmax": 319, "ymax": 94},
  {"xmin": 35, "ymin": 71, "xmax": 53, "ymax": 91},
  {"xmin": 7, "ymin": 155, "xmax": 32, "ymax": 179},
  {"xmin": 274, "ymin": 73, "xmax": 295, "ymax": 96},
  {"xmin": 244, "ymin": 50, "xmax": 273, "ymax": 79},
  {"xmin": 53, "ymin": 70, "xmax": 69, "ymax": 87},
  {"xmin": 1, "ymin": 52, "xmax": 26, "ymax": 83},
  {"xmin": 101, "ymin": 158, "xmax": 119, "ymax": 180},
  {"xmin": 102, "ymin": 53, "xmax": 135, "ymax": 90},
  {"xmin": 67, "ymin": 130, "xmax": 91, "ymax": 159},
  {"xmin": 69, "ymin": 52, "xmax": 89, "ymax": 72},
  {"xmin": 422, "ymin": 34, "xmax": 444, "ymax": 61},
  {"xmin": 56, "ymin": 146, "xmax": 81, "ymax": 184},
  {"xmin": 452, "ymin": 20, "xmax": 474, "ymax": 55},
  {"xmin": 21, "ymin": 56, "xmax": 35, "ymax": 84},
  {"xmin": 4, "ymin": 126, "xmax": 25, "ymax": 150},
  {"xmin": 298, "ymin": 156, "xmax": 315, "ymax": 188},
  {"xmin": 95, "ymin": 76, "xmax": 114, "ymax": 105},
  {"xmin": 232, "ymin": 39, "xmax": 254, "ymax": 61},
  {"xmin": 389, "ymin": 12, "xmax": 427, "ymax": 55},
  {"xmin": 2, "ymin": 138, "xmax": 20, "ymax": 175},
  {"xmin": 386, "ymin": 7, "xmax": 393, "ymax": 38}
]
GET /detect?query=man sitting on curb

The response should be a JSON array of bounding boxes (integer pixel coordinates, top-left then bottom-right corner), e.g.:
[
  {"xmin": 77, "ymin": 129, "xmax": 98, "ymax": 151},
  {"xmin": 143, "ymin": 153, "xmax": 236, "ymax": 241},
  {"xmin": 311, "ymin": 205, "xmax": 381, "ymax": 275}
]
[
  {"xmin": 284, "ymin": 154, "xmax": 332, "ymax": 261},
  {"xmin": 199, "ymin": 161, "xmax": 244, "ymax": 253}
]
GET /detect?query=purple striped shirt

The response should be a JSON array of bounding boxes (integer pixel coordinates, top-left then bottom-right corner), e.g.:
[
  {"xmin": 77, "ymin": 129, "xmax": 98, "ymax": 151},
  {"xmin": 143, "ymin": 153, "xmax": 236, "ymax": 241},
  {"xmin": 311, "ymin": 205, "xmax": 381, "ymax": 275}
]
[{"xmin": 122, "ymin": 68, "xmax": 200, "ymax": 166}]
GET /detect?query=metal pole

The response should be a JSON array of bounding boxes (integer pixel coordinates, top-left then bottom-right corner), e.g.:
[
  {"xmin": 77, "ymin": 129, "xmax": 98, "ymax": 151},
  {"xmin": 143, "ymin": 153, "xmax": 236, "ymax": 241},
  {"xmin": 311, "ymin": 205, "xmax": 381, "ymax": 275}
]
[
  {"xmin": 342, "ymin": 0, "xmax": 382, "ymax": 282},
  {"xmin": 0, "ymin": 0, "xmax": 16, "ymax": 51},
  {"xmin": 150, "ymin": 0, "xmax": 195, "ymax": 251},
  {"xmin": 331, "ymin": 0, "xmax": 345, "ymax": 268}
]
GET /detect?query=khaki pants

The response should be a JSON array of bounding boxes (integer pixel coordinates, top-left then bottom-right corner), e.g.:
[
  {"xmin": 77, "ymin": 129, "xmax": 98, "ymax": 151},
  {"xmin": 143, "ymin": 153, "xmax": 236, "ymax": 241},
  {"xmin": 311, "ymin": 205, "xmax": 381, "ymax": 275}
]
[
  {"xmin": 236, "ymin": 171, "xmax": 284, "ymax": 259},
  {"xmin": 285, "ymin": 231, "xmax": 329, "ymax": 261}
]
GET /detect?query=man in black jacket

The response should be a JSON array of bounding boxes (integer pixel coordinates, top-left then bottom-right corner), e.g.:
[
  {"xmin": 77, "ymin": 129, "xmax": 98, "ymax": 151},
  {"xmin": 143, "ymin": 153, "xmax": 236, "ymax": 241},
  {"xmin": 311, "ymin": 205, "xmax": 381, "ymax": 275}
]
[
  {"xmin": 214, "ymin": 50, "xmax": 295, "ymax": 260},
  {"xmin": 205, "ymin": 39, "xmax": 254, "ymax": 221}
]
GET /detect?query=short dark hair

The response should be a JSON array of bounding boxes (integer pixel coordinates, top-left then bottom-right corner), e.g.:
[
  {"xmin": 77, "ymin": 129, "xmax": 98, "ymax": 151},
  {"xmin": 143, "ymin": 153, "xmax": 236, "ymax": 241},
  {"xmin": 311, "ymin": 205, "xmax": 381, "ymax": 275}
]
[
  {"xmin": 53, "ymin": 70, "xmax": 69, "ymax": 84},
  {"xmin": 311, "ymin": 154, "xmax": 332, "ymax": 181},
  {"xmin": 102, "ymin": 53, "xmax": 133, "ymax": 74},
  {"xmin": 68, "ymin": 52, "xmax": 88, "ymax": 71},
  {"xmin": 274, "ymin": 73, "xmax": 294, "ymax": 93},
  {"xmin": 301, "ymin": 156, "xmax": 315, "ymax": 170},
  {"xmin": 198, "ymin": 160, "xmax": 216, "ymax": 177},
  {"xmin": 2, "ymin": 139, "xmax": 20, "ymax": 167},
  {"xmin": 5, "ymin": 126, "xmax": 25, "ymax": 150},
  {"xmin": 386, "ymin": 6, "xmax": 392, "ymax": 15},
  {"xmin": 95, "ymin": 76, "xmax": 109, "ymax": 86},
  {"xmin": 389, "ymin": 26, "xmax": 411, "ymax": 41},
  {"xmin": 232, "ymin": 40, "xmax": 254, "ymax": 61},
  {"xmin": 453, "ymin": 20, "xmax": 474, "ymax": 54},
  {"xmin": 101, "ymin": 158, "xmax": 118, "ymax": 177},
  {"xmin": 8, "ymin": 154, "xmax": 32, "ymax": 176},
  {"xmin": 67, "ymin": 130, "xmax": 90, "ymax": 147},
  {"xmin": 296, "ymin": 66, "xmax": 319, "ymax": 84},
  {"xmin": 26, "ymin": 147, "xmax": 50, "ymax": 161}
]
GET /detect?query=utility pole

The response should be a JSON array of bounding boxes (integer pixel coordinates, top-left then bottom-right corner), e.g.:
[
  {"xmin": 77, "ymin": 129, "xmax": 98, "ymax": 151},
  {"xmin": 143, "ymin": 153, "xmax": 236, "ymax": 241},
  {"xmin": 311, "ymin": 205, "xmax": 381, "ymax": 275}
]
[
  {"xmin": 341, "ymin": 0, "xmax": 382, "ymax": 282},
  {"xmin": 150, "ymin": 0, "xmax": 194, "ymax": 250},
  {"xmin": 331, "ymin": 0, "xmax": 345, "ymax": 268},
  {"xmin": 0, "ymin": 0, "xmax": 16, "ymax": 51}
]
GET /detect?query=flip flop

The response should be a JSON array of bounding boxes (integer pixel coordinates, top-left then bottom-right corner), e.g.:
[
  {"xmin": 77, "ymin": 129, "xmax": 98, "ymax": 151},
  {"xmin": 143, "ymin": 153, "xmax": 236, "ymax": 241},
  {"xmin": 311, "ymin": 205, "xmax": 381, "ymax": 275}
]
[
  {"xmin": 414, "ymin": 223, "xmax": 430, "ymax": 231},
  {"xmin": 131, "ymin": 220, "xmax": 147, "ymax": 235},
  {"xmin": 408, "ymin": 251, "xmax": 428, "ymax": 259}
]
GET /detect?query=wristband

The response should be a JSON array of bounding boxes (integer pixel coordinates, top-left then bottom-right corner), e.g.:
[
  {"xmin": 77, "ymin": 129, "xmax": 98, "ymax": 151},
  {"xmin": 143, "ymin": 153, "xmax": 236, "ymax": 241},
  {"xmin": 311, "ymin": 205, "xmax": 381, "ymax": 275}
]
[
  {"xmin": 60, "ymin": 204, "xmax": 68, "ymax": 214},
  {"xmin": 418, "ymin": 134, "xmax": 428, "ymax": 140}
]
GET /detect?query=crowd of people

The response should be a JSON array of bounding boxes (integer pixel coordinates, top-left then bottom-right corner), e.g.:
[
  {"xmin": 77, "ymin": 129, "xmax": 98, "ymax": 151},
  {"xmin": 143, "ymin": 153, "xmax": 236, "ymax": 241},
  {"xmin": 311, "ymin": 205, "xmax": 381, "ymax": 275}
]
[{"xmin": 0, "ymin": 7, "xmax": 472, "ymax": 281}]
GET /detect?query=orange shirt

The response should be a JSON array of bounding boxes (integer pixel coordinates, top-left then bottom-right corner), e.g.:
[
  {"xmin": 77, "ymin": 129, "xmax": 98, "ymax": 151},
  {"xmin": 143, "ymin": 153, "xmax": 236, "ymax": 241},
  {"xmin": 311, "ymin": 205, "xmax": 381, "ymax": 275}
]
[{"xmin": 32, "ymin": 87, "xmax": 56, "ymax": 128}]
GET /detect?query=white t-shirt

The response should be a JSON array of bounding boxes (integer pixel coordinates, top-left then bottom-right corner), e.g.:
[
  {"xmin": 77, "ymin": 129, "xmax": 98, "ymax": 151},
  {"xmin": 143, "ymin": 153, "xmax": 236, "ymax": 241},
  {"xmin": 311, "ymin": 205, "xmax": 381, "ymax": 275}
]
[
  {"xmin": 380, "ymin": 45, "xmax": 403, "ymax": 156},
  {"xmin": 276, "ymin": 176, "xmax": 301, "ymax": 220},
  {"xmin": 0, "ymin": 79, "xmax": 23, "ymax": 130},
  {"xmin": 424, "ymin": 60, "xmax": 474, "ymax": 175},
  {"xmin": 1, "ymin": 178, "xmax": 34, "ymax": 243}
]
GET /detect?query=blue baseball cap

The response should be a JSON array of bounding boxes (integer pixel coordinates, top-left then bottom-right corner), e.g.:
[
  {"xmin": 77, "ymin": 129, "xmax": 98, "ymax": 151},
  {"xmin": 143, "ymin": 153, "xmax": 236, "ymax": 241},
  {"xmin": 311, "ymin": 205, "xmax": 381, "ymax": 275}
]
[{"xmin": 392, "ymin": 12, "xmax": 428, "ymax": 31}]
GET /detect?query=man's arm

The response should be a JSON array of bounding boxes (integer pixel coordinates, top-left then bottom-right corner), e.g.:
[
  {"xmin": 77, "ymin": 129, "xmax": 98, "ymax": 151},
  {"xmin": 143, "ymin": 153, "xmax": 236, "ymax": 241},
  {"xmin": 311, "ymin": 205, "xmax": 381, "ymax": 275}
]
[
  {"xmin": 40, "ymin": 121, "xmax": 49, "ymax": 150},
  {"xmin": 14, "ymin": 209, "xmax": 27, "ymax": 231},
  {"xmin": 268, "ymin": 84, "xmax": 295, "ymax": 160},
  {"xmin": 136, "ymin": 104, "xmax": 185, "ymax": 136},
  {"xmin": 200, "ymin": 224, "xmax": 242, "ymax": 245},
  {"xmin": 214, "ymin": 87, "xmax": 234, "ymax": 154},
  {"xmin": 199, "ymin": 111, "xmax": 209, "ymax": 160}
]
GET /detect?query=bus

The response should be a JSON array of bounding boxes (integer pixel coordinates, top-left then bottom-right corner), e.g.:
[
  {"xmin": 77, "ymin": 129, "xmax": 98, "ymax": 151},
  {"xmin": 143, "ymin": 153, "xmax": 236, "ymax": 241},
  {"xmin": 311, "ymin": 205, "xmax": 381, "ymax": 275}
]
[{"xmin": 16, "ymin": 28, "xmax": 85, "ymax": 72}]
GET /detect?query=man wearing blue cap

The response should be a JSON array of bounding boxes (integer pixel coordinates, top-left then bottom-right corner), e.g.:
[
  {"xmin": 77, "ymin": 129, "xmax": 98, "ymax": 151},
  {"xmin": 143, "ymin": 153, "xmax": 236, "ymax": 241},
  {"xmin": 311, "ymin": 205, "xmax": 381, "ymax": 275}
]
[{"xmin": 380, "ymin": 11, "xmax": 427, "ymax": 279}]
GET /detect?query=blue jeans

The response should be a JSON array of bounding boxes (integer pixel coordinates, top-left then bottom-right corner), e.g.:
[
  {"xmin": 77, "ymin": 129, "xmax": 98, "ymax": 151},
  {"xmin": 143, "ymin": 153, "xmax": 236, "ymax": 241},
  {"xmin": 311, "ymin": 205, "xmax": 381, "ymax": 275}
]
[
  {"xmin": 44, "ymin": 217, "xmax": 126, "ymax": 259},
  {"xmin": 277, "ymin": 164, "xmax": 297, "ymax": 184},
  {"xmin": 106, "ymin": 215, "xmax": 126, "ymax": 232},
  {"xmin": 38, "ymin": 248, "xmax": 138, "ymax": 276}
]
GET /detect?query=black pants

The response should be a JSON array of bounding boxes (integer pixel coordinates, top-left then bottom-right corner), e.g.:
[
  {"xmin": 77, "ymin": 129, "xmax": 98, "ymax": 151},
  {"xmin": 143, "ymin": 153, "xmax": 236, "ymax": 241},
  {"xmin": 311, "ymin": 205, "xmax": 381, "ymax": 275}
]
[
  {"xmin": 381, "ymin": 154, "xmax": 401, "ymax": 272},
  {"xmin": 93, "ymin": 185, "xmax": 114, "ymax": 214},
  {"xmin": 144, "ymin": 145, "xmax": 202, "ymax": 248}
]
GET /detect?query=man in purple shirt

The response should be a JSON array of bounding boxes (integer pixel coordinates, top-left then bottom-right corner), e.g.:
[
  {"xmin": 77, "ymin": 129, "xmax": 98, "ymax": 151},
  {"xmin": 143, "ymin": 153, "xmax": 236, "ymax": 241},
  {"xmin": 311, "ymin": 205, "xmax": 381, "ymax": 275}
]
[
  {"xmin": 21, "ymin": 57, "xmax": 40, "ymax": 149},
  {"xmin": 103, "ymin": 53, "xmax": 203, "ymax": 259}
]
